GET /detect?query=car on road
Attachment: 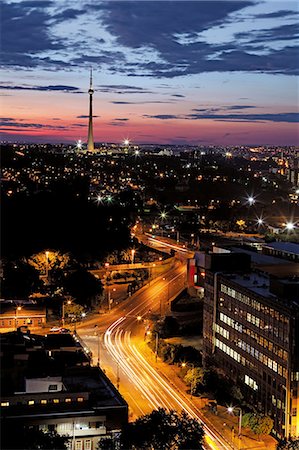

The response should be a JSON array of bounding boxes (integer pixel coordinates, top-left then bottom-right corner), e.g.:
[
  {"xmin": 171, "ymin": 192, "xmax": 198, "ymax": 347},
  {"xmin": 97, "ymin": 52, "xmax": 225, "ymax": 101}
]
[
  {"xmin": 50, "ymin": 326, "xmax": 62, "ymax": 332},
  {"xmin": 49, "ymin": 327, "xmax": 71, "ymax": 333}
]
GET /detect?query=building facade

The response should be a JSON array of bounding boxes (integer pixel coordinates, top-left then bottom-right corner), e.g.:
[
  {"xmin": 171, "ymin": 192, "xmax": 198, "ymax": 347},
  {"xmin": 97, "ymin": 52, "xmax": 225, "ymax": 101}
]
[
  {"xmin": 203, "ymin": 254, "xmax": 299, "ymax": 439},
  {"xmin": 1, "ymin": 330, "xmax": 128, "ymax": 450}
]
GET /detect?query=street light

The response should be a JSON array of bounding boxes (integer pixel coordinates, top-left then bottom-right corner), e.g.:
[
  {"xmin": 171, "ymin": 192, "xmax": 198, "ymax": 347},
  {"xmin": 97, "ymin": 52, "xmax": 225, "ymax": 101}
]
[
  {"xmin": 62, "ymin": 299, "xmax": 72, "ymax": 326},
  {"xmin": 131, "ymin": 248, "xmax": 135, "ymax": 264},
  {"xmin": 146, "ymin": 330, "xmax": 159, "ymax": 362},
  {"xmin": 227, "ymin": 406, "xmax": 242, "ymax": 438},
  {"xmin": 45, "ymin": 251, "xmax": 49, "ymax": 280},
  {"xmin": 94, "ymin": 325, "xmax": 102, "ymax": 367},
  {"xmin": 285, "ymin": 222, "xmax": 295, "ymax": 231},
  {"xmin": 15, "ymin": 305, "xmax": 22, "ymax": 329},
  {"xmin": 247, "ymin": 196, "xmax": 255, "ymax": 206}
]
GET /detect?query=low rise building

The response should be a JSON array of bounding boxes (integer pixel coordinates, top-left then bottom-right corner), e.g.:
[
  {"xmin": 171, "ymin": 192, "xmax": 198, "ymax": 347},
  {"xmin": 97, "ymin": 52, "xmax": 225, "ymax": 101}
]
[
  {"xmin": 0, "ymin": 302, "xmax": 46, "ymax": 329},
  {"xmin": 1, "ymin": 330, "xmax": 128, "ymax": 450}
]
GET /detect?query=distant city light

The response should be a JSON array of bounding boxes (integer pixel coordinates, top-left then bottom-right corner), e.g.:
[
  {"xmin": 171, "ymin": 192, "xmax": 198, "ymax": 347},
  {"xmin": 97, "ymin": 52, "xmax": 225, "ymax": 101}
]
[
  {"xmin": 97, "ymin": 195, "xmax": 103, "ymax": 203},
  {"xmin": 160, "ymin": 211, "xmax": 167, "ymax": 220},
  {"xmin": 76, "ymin": 140, "xmax": 82, "ymax": 149},
  {"xmin": 135, "ymin": 150, "xmax": 139, "ymax": 156},
  {"xmin": 257, "ymin": 218, "xmax": 264, "ymax": 225},
  {"xmin": 123, "ymin": 139, "xmax": 130, "ymax": 146}
]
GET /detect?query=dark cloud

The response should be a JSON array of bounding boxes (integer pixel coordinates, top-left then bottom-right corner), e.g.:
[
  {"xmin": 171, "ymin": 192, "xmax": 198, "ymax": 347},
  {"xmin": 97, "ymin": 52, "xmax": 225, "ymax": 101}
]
[
  {"xmin": 1, "ymin": 1, "xmax": 64, "ymax": 67},
  {"xmin": 98, "ymin": 1, "xmax": 254, "ymax": 49},
  {"xmin": 76, "ymin": 115, "xmax": 100, "ymax": 118},
  {"xmin": 189, "ymin": 112, "xmax": 299, "ymax": 123},
  {"xmin": 98, "ymin": 84, "xmax": 151, "ymax": 94},
  {"xmin": 193, "ymin": 105, "xmax": 257, "ymax": 113},
  {"xmin": 254, "ymin": 10, "xmax": 299, "ymax": 19},
  {"xmin": 143, "ymin": 112, "xmax": 299, "ymax": 123},
  {"xmin": 143, "ymin": 114, "xmax": 182, "ymax": 120},
  {"xmin": 0, "ymin": 118, "xmax": 68, "ymax": 130},
  {"xmin": 171, "ymin": 94, "xmax": 185, "ymax": 98},
  {"xmin": 113, "ymin": 118, "xmax": 129, "ymax": 121},
  {"xmin": 108, "ymin": 121, "xmax": 128, "ymax": 127},
  {"xmin": 72, "ymin": 52, "xmax": 126, "ymax": 67},
  {"xmin": 0, "ymin": 84, "xmax": 82, "ymax": 93},
  {"xmin": 52, "ymin": 8, "xmax": 84, "ymax": 23},
  {"xmin": 110, "ymin": 100, "xmax": 171, "ymax": 104},
  {"xmin": 236, "ymin": 23, "xmax": 299, "ymax": 44}
]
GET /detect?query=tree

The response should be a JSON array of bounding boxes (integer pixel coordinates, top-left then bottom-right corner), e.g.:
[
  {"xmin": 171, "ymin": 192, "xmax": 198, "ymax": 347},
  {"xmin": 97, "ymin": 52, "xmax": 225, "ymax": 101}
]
[
  {"xmin": 121, "ymin": 408, "xmax": 204, "ymax": 450},
  {"xmin": 277, "ymin": 439, "xmax": 299, "ymax": 449},
  {"xmin": 242, "ymin": 413, "xmax": 273, "ymax": 437},
  {"xmin": 184, "ymin": 367, "xmax": 205, "ymax": 394},
  {"xmin": 1, "ymin": 426, "xmax": 69, "ymax": 450},
  {"xmin": 1, "ymin": 260, "xmax": 41, "ymax": 299},
  {"xmin": 63, "ymin": 269, "xmax": 103, "ymax": 307},
  {"xmin": 28, "ymin": 251, "xmax": 70, "ymax": 273},
  {"xmin": 64, "ymin": 301, "xmax": 85, "ymax": 322}
]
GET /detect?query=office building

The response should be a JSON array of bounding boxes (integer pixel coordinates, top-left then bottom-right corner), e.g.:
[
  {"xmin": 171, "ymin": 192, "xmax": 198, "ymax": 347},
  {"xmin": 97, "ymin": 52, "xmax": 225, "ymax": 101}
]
[{"xmin": 202, "ymin": 252, "xmax": 299, "ymax": 439}]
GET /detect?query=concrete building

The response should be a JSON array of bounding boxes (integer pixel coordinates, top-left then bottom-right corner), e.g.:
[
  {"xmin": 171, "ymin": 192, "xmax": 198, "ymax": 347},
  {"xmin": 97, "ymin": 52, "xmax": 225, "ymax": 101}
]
[
  {"xmin": 0, "ymin": 302, "xmax": 46, "ymax": 329},
  {"xmin": 1, "ymin": 330, "xmax": 128, "ymax": 450},
  {"xmin": 262, "ymin": 242, "xmax": 299, "ymax": 263},
  {"xmin": 202, "ymin": 252, "xmax": 299, "ymax": 439}
]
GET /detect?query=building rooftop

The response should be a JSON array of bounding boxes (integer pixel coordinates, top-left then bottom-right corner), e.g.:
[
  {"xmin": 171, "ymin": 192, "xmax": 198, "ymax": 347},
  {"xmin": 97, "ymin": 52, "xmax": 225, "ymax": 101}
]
[
  {"xmin": 263, "ymin": 241, "xmax": 299, "ymax": 256},
  {"xmin": 226, "ymin": 272, "xmax": 275, "ymax": 299},
  {"xmin": 230, "ymin": 247, "xmax": 291, "ymax": 266}
]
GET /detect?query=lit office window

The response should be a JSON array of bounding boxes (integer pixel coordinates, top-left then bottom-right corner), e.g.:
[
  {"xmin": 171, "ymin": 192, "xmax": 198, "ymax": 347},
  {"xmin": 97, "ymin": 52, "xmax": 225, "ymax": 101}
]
[
  {"xmin": 245, "ymin": 375, "xmax": 258, "ymax": 390},
  {"xmin": 40, "ymin": 400, "xmax": 47, "ymax": 405},
  {"xmin": 1, "ymin": 402, "xmax": 9, "ymax": 407},
  {"xmin": 28, "ymin": 400, "xmax": 35, "ymax": 405}
]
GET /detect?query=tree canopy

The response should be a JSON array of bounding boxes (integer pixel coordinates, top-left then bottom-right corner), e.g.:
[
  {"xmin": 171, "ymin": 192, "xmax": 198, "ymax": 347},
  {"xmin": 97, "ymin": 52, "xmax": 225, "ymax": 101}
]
[
  {"xmin": 121, "ymin": 408, "xmax": 204, "ymax": 450},
  {"xmin": 63, "ymin": 269, "xmax": 103, "ymax": 307},
  {"xmin": 1, "ymin": 260, "xmax": 41, "ymax": 299},
  {"xmin": 1, "ymin": 426, "xmax": 69, "ymax": 450},
  {"xmin": 242, "ymin": 413, "xmax": 273, "ymax": 436}
]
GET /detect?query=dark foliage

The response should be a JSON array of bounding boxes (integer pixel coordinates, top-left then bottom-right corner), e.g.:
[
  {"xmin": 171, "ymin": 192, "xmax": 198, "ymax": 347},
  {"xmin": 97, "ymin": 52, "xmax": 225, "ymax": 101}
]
[
  {"xmin": 1, "ymin": 260, "xmax": 41, "ymax": 298},
  {"xmin": 63, "ymin": 269, "xmax": 103, "ymax": 307},
  {"xmin": 1, "ymin": 425, "xmax": 69, "ymax": 450},
  {"xmin": 1, "ymin": 181, "xmax": 132, "ymax": 260},
  {"xmin": 121, "ymin": 408, "xmax": 204, "ymax": 450}
]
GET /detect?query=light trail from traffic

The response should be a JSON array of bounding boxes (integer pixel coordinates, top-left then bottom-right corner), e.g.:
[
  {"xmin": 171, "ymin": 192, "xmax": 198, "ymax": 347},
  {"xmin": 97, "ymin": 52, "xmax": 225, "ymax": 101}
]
[{"xmin": 102, "ymin": 273, "xmax": 233, "ymax": 450}]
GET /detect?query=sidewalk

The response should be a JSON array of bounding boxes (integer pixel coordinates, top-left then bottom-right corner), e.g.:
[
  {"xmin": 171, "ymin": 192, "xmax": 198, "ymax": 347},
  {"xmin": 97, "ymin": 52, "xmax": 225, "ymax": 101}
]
[{"xmin": 138, "ymin": 339, "xmax": 277, "ymax": 450}]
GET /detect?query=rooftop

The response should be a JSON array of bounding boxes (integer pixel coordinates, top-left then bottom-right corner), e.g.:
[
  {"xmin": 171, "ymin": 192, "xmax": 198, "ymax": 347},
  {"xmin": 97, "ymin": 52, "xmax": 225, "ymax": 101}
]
[{"xmin": 263, "ymin": 241, "xmax": 299, "ymax": 255}]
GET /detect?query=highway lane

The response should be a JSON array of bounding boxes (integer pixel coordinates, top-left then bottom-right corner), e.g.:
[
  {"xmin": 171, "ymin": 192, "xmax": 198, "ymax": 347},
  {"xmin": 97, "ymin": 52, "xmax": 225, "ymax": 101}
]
[{"xmin": 78, "ymin": 261, "xmax": 234, "ymax": 450}]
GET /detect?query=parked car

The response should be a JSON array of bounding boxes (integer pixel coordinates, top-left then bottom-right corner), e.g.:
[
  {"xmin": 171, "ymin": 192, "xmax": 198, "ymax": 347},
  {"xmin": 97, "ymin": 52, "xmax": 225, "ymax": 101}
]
[{"xmin": 50, "ymin": 326, "xmax": 62, "ymax": 332}]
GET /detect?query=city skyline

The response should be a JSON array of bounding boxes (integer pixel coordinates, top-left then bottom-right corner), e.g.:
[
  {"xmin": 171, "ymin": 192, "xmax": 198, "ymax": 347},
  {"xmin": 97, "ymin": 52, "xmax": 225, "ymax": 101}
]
[{"xmin": 1, "ymin": 0, "xmax": 299, "ymax": 145}]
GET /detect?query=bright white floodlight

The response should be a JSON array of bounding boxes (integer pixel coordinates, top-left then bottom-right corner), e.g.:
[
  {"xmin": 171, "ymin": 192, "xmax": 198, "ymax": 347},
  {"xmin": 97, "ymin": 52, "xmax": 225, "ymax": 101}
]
[
  {"xmin": 286, "ymin": 222, "xmax": 294, "ymax": 231},
  {"xmin": 247, "ymin": 196, "xmax": 255, "ymax": 206}
]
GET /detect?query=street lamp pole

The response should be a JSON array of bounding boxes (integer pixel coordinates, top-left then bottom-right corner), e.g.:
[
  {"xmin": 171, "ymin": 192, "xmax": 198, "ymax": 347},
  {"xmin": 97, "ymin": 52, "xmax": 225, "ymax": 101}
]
[
  {"xmin": 155, "ymin": 332, "xmax": 159, "ymax": 363},
  {"xmin": 97, "ymin": 332, "xmax": 101, "ymax": 367},
  {"xmin": 45, "ymin": 251, "xmax": 49, "ymax": 281},
  {"xmin": 15, "ymin": 306, "xmax": 22, "ymax": 329},
  {"xmin": 228, "ymin": 406, "xmax": 242, "ymax": 441},
  {"xmin": 62, "ymin": 299, "xmax": 71, "ymax": 327},
  {"xmin": 116, "ymin": 361, "xmax": 120, "ymax": 390}
]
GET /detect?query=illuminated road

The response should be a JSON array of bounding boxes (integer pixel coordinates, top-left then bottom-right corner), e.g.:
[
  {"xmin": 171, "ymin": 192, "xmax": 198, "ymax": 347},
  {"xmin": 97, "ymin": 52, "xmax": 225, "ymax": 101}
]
[{"xmin": 78, "ymin": 254, "xmax": 233, "ymax": 450}]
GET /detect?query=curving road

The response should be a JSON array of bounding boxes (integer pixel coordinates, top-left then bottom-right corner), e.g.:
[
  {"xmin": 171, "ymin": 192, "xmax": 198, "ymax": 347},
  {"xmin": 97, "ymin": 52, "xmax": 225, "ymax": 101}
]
[{"xmin": 78, "ymin": 240, "xmax": 234, "ymax": 449}]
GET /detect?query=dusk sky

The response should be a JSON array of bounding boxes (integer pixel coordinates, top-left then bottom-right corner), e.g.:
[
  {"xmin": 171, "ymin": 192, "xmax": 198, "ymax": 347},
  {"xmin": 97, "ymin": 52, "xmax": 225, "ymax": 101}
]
[{"xmin": 1, "ymin": 0, "xmax": 299, "ymax": 146}]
